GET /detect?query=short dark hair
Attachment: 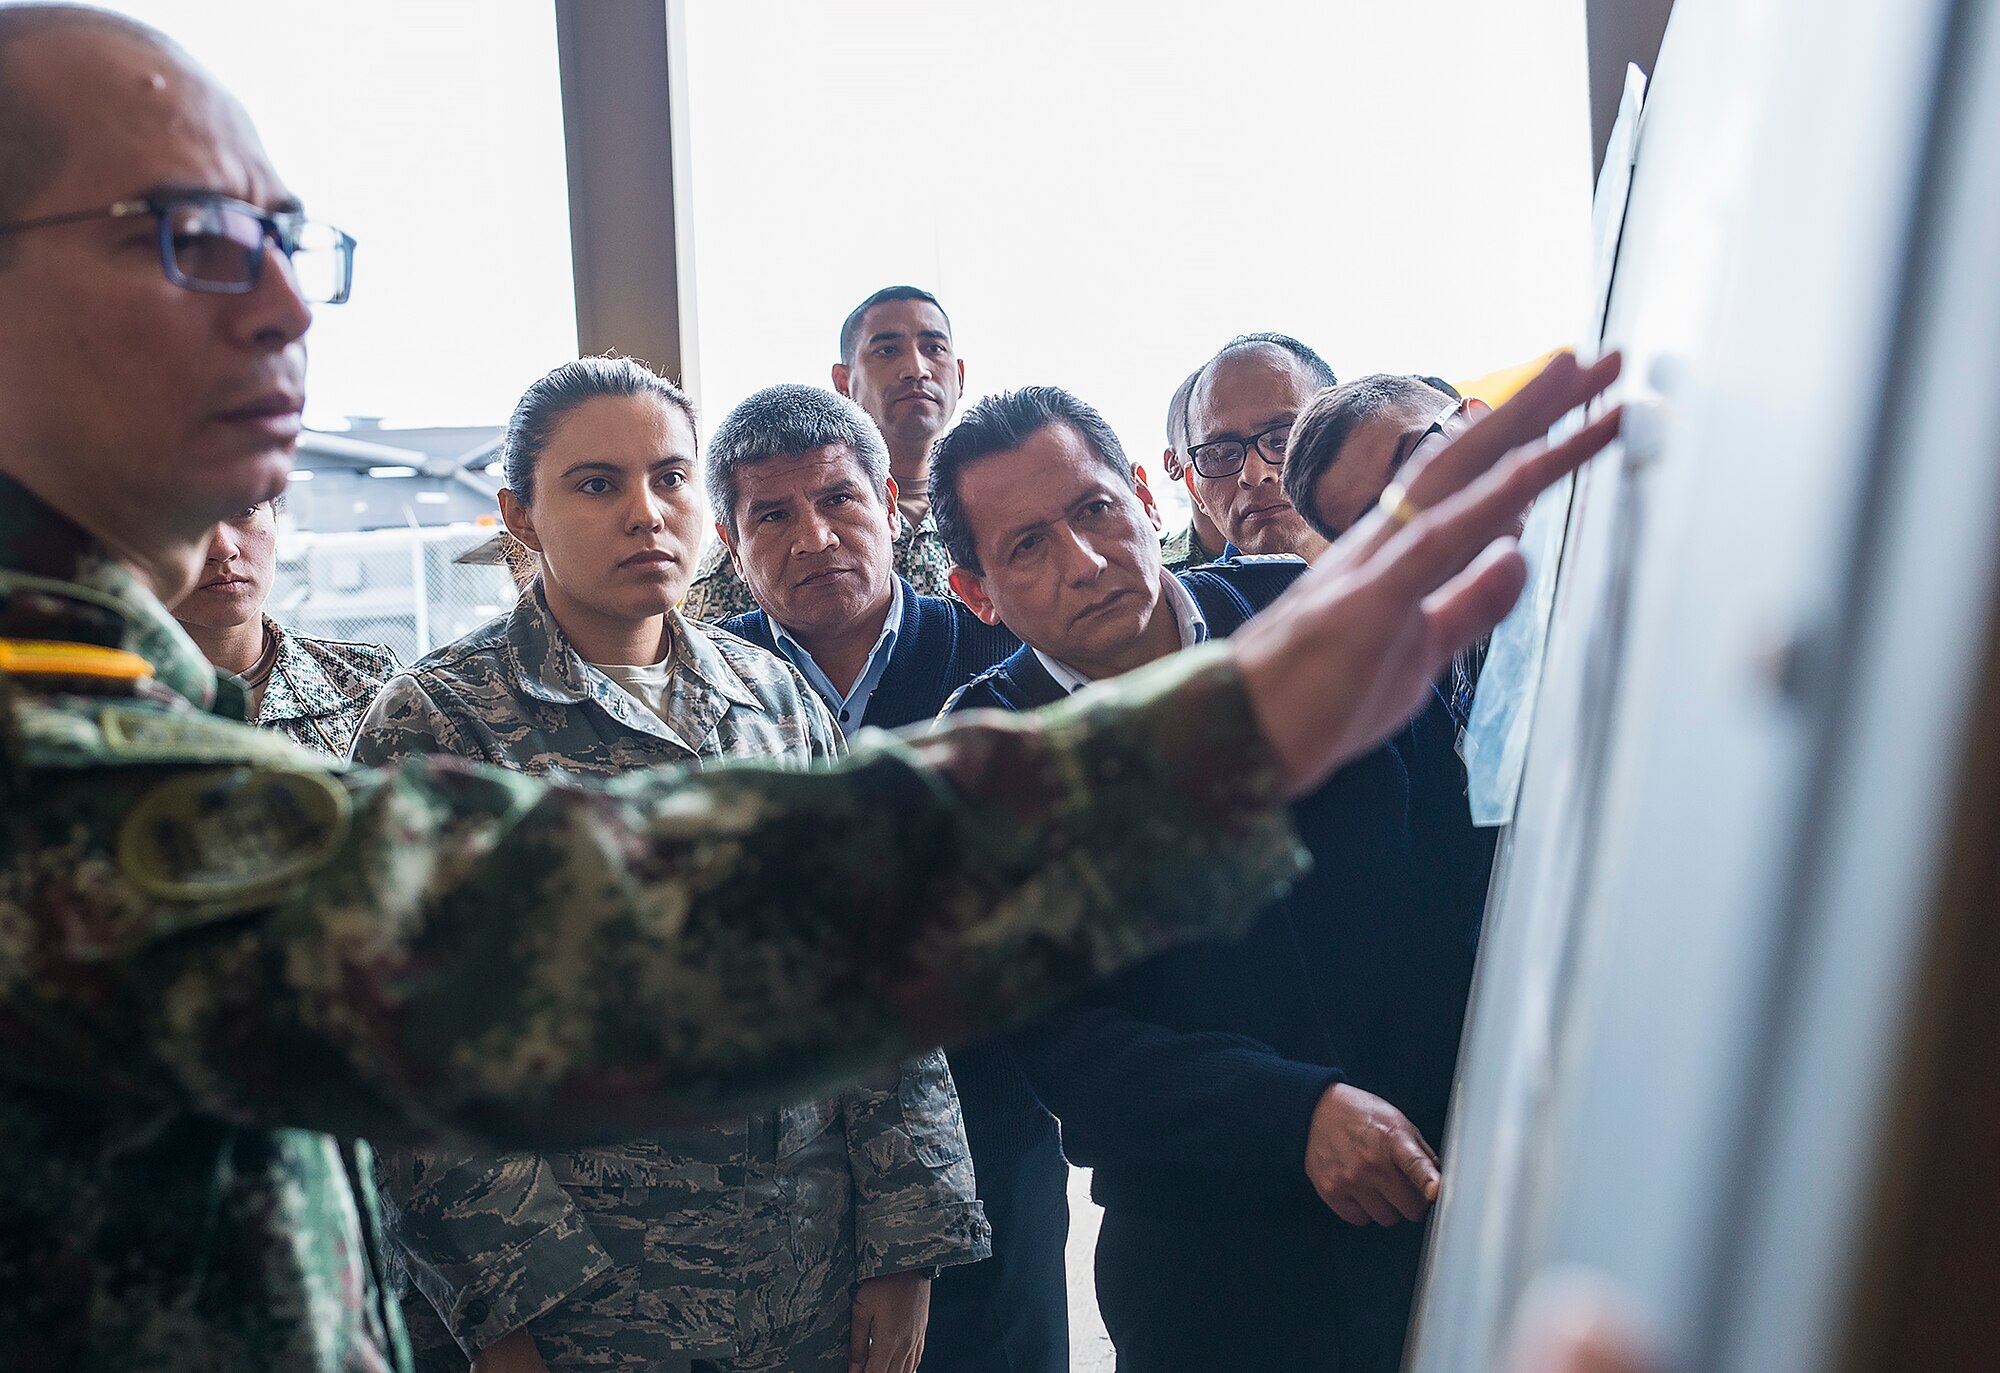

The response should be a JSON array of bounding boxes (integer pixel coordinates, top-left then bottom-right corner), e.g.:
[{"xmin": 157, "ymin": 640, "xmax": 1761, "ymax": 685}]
[
  {"xmin": 0, "ymin": 6, "xmax": 180, "ymax": 265},
  {"xmin": 838, "ymin": 285, "xmax": 951, "ymax": 364},
  {"xmin": 931, "ymin": 386, "xmax": 1132, "ymax": 573},
  {"xmin": 704, "ymin": 384, "xmax": 889, "ymax": 540},
  {"xmin": 501, "ymin": 355, "xmax": 695, "ymax": 502},
  {"xmin": 1284, "ymin": 373, "xmax": 1456, "ymax": 539}
]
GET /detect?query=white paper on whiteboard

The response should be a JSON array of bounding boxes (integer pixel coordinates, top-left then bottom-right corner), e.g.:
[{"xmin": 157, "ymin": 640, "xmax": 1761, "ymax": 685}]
[{"xmin": 1463, "ymin": 63, "xmax": 1647, "ymax": 826}]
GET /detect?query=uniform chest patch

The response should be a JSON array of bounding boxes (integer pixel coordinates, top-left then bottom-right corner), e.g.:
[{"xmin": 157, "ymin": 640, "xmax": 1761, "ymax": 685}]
[{"xmin": 117, "ymin": 767, "xmax": 351, "ymax": 903}]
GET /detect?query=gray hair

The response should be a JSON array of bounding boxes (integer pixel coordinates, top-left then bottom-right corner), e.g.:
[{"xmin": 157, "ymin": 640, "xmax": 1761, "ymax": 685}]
[{"xmin": 705, "ymin": 384, "xmax": 890, "ymax": 539}]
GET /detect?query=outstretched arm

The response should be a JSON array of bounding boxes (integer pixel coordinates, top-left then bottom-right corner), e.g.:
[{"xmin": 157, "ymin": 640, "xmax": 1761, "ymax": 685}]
[{"xmin": 4, "ymin": 355, "xmax": 1619, "ymax": 1152}]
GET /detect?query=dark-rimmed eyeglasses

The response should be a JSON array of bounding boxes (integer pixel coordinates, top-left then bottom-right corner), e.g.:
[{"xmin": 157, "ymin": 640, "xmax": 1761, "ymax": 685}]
[
  {"xmin": 1185, "ymin": 420, "xmax": 1293, "ymax": 479},
  {"xmin": 0, "ymin": 191, "xmax": 355, "ymax": 304},
  {"xmin": 1398, "ymin": 401, "xmax": 1466, "ymax": 475}
]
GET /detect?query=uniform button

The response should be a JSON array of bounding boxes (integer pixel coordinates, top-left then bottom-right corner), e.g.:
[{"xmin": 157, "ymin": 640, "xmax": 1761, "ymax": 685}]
[
  {"xmin": 463, "ymin": 1298, "xmax": 489, "ymax": 1325},
  {"xmin": 839, "ymin": 710, "xmax": 849, "ymax": 722}
]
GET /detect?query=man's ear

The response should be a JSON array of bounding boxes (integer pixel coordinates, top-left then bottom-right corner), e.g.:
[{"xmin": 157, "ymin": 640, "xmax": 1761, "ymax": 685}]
[
  {"xmin": 1161, "ymin": 447, "xmax": 1187, "ymax": 482},
  {"xmin": 497, "ymin": 488, "xmax": 543, "ymax": 554},
  {"xmin": 714, "ymin": 519, "xmax": 744, "ymax": 575},
  {"xmin": 1132, "ymin": 465, "xmax": 1165, "ymax": 533},
  {"xmin": 1464, "ymin": 396, "xmax": 1493, "ymax": 422},
  {"xmin": 954, "ymin": 358, "xmax": 966, "ymax": 393},
  {"xmin": 884, "ymin": 475, "xmax": 903, "ymax": 532},
  {"xmin": 949, "ymin": 566, "xmax": 1004, "ymax": 626},
  {"xmin": 1183, "ymin": 468, "xmax": 1215, "ymax": 520},
  {"xmin": 831, "ymin": 362, "xmax": 853, "ymax": 397}
]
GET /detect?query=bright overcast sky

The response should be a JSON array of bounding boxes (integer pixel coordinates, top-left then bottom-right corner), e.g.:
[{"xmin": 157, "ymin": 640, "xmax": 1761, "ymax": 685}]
[{"xmin": 102, "ymin": 0, "xmax": 1593, "ymax": 522}]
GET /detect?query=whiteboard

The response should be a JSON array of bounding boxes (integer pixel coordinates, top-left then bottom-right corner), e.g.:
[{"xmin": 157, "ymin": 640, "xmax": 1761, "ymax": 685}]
[{"xmin": 1407, "ymin": 0, "xmax": 2000, "ymax": 1369}]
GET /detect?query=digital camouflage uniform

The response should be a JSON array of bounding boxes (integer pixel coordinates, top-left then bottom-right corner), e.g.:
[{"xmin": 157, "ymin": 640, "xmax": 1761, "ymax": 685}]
[
  {"xmin": 680, "ymin": 512, "xmax": 953, "ymax": 623},
  {"xmin": 353, "ymin": 589, "xmax": 989, "ymax": 1369},
  {"xmin": 0, "ymin": 474, "xmax": 1304, "ymax": 1372},
  {"xmin": 252, "ymin": 616, "xmax": 399, "ymax": 758}
]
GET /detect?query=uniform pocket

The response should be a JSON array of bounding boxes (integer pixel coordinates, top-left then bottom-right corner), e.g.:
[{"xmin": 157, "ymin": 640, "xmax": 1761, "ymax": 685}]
[{"xmin": 776, "ymin": 1098, "xmax": 841, "ymax": 1159}]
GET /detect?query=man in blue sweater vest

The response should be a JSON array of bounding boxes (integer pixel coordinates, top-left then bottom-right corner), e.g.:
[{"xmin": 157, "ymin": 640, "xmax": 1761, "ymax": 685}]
[
  {"xmin": 703, "ymin": 383, "xmax": 1067, "ymax": 1373},
  {"xmin": 933, "ymin": 386, "xmax": 1498, "ymax": 1373}
]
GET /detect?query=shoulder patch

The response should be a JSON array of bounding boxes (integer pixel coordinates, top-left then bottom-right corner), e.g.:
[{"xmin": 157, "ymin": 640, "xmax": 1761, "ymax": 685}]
[
  {"xmin": 0, "ymin": 637, "xmax": 153, "ymax": 683},
  {"xmin": 118, "ymin": 766, "xmax": 351, "ymax": 904}
]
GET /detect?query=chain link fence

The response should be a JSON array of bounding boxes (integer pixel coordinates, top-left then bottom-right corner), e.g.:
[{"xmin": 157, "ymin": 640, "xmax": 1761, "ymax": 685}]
[{"xmin": 270, "ymin": 525, "xmax": 520, "ymax": 665}]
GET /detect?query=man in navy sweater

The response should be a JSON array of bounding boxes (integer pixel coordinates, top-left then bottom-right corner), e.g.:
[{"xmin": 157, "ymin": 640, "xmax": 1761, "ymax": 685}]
[
  {"xmin": 703, "ymin": 383, "xmax": 1067, "ymax": 1373},
  {"xmin": 933, "ymin": 386, "xmax": 1497, "ymax": 1373}
]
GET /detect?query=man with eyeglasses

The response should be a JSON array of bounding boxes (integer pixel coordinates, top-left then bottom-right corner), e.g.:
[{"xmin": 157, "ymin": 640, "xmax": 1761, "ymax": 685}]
[
  {"xmin": 1181, "ymin": 331, "xmax": 1340, "ymax": 562},
  {"xmin": 1285, "ymin": 373, "xmax": 1491, "ymax": 541},
  {"xmin": 0, "ymin": 7, "xmax": 1623, "ymax": 1369}
]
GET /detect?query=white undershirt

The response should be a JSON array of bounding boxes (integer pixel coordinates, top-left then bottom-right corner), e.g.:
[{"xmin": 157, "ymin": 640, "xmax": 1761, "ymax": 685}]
[{"xmin": 592, "ymin": 645, "xmax": 678, "ymax": 723}]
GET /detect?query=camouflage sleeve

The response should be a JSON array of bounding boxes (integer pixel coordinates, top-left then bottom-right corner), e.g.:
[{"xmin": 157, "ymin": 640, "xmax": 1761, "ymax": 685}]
[
  {"xmin": 15, "ymin": 643, "xmax": 1304, "ymax": 1148},
  {"xmin": 841, "ymin": 1050, "xmax": 991, "ymax": 1281},
  {"xmin": 376, "ymin": 1146, "xmax": 611, "ymax": 1357},
  {"xmin": 678, "ymin": 544, "xmax": 759, "ymax": 623}
]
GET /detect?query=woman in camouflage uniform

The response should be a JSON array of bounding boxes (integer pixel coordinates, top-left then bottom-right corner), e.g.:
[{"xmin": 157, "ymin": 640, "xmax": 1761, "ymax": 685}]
[
  {"xmin": 354, "ymin": 358, "xmax": 989, "ymax": 1373},
  {"xmin": 171, "ymin": 495, "xmax": 399, "ymax": 756}
]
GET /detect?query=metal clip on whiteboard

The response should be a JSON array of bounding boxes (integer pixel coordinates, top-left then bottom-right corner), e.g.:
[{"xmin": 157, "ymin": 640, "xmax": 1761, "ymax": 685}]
[{"xmin": 1619, "ymin": 393, "xmax": 1670, "ymax": 470}]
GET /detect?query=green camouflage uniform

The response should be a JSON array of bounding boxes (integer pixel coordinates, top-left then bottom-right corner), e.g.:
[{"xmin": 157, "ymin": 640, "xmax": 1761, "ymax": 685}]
[
  {"xmin": 354, "ymin": 590, "xmax": 988, "ymax": 1369},
  {"xmin": 1159, "ymin": 524, "xmax": 1224, "ymax": 575},
  {"xmin": 680, "ymin": 512, "xmax": 953, "ymax": 623},
  {"xmin": 253, "ymin": 616, "xmax": 399, "ymax": 758},
  {"xmin": 0, "ymin": 474, "xmax": 1304, "ymax": 1372},
  {"xmin": 238, "ymin": 613, "xmax": 414, "ymax": 1365}
]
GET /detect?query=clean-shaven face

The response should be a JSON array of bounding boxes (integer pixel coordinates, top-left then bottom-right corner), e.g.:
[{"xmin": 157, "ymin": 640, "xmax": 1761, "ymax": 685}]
[
  {"xmin": 0, "ymin": 26, "xmax": 311, "ymax": 534},
  {"xmin": 510, "ymin": 393, "xmax": 705, "ymax": 621},
  {"xmin": 174, "ymin": 501, "xmax": 279, "ymax": 630},
  {"xmin": 954, "ymin": 422, "xmax": 1169, "ymax": 670},
  {"xmin": 724, "ymin": 444, "xmax": 898, "ymax": 638},
  {"xmin": 1187, "ymin": 346, "xmax": 1322, "ymax": 555},
  {"xmin": 837, "ymin": 298, "xmax": 963, "ymax": 450}
]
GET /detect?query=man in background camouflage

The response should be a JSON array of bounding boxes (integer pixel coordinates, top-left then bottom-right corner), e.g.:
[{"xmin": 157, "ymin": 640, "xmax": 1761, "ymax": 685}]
[
  {"xmin": 0, "ymin": 6, "xmax": 1623, "ymax": 1369},
  {"xmin": 356, "ymin": 571, "xmax": 987, "ymax": 1372},
  {"xmin": 173, "ymin": 495, "xmax": 399, "ymax": 756},
  {"xmin": 681, "ymin": 287, "xmax": 960, "ymax": 621}
]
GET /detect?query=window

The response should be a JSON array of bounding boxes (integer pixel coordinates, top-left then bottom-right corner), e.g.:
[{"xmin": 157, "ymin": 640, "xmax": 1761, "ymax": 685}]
[
  {"xmin": 680, "ymin": 1, "xmax": 1593, "ymax": 523},
  {"xmin": 100, "ymin": 0, "xmax": 577, "ymax": 431}
]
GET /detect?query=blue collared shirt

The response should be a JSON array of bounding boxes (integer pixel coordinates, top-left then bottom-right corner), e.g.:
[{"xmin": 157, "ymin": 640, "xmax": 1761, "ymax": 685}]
[{"xmin": 773, "ymin": 577, "xmax": 904, "ymax": 736}]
